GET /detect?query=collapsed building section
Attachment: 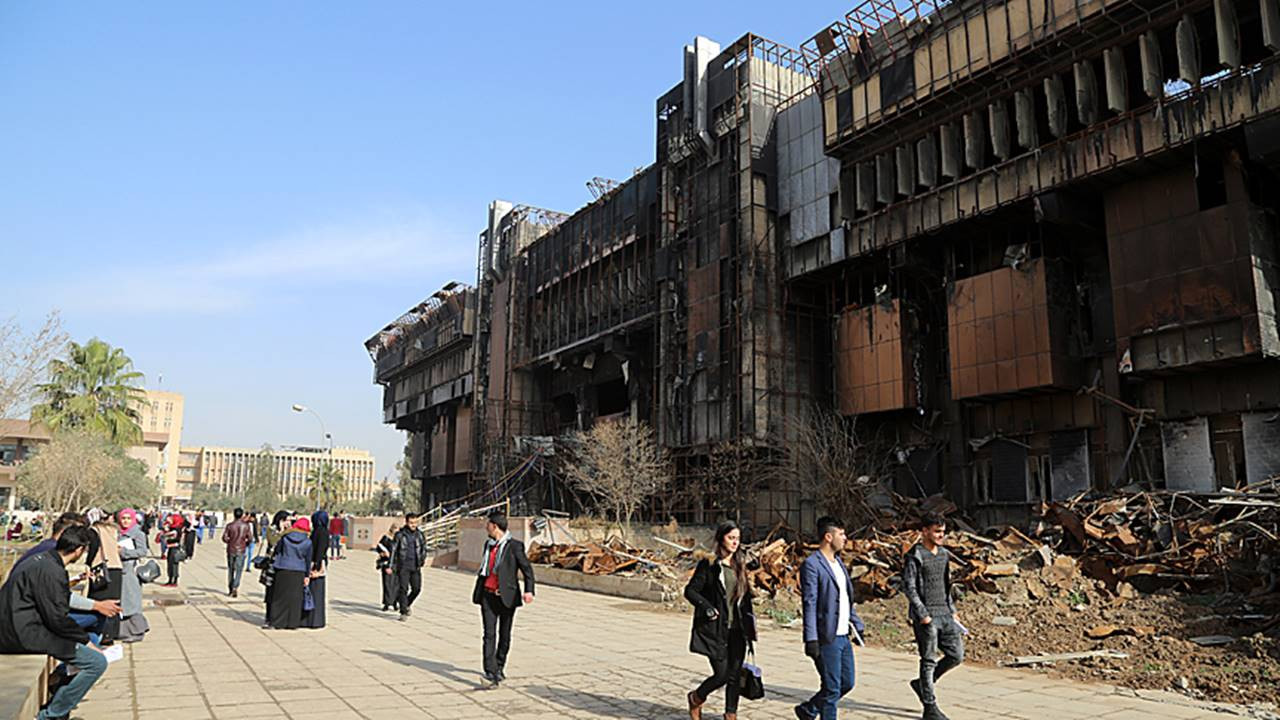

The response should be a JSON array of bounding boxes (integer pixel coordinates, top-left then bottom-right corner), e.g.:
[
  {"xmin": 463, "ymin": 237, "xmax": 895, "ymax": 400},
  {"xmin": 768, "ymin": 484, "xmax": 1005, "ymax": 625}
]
[
  {"xmin": 366, "ymin": 284, "xmax": 477, "ymax": 508},
  {"xmin": 794, "ymin": 0, "xmax": 1280, "ymax": 521}
]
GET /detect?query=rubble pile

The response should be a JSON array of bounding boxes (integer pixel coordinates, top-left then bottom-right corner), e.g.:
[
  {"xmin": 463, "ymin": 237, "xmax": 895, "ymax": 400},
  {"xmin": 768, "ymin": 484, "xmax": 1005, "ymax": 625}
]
[{"xmin": 1032, "ymin": 480, "xmax": 1280, "ymax": 599}]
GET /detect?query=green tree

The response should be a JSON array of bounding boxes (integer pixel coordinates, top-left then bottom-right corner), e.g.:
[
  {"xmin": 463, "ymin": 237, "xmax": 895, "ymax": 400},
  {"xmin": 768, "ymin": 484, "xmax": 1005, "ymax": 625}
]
[
  {"xmin": 397, "ymin": 440, "xmax": 420, "ymax": 514},
  {"xmin": 31, "ymin": 338, "xmax": 146, "ymax": 445},
  {"xmin": 189, "ymin": 484, "xmax": 237, "ymax": 512},
  {"xmin": 242, "ymin": 444, "xmax": 279, "ymax": 512},
  {"xmin": 281, "ymin": 494, "xmax": 311, "ymax": 513},
  {"xmin": 99, "ymin": 456, "xmax": 160, "ymax": 509},
  {"xmin": 306, "ymin": 461, "xmax": 345, "ymax": 510}
]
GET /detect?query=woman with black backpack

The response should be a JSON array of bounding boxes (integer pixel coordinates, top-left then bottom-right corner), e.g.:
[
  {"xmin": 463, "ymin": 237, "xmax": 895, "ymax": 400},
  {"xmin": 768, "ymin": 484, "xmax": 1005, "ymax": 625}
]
[{"xmin": 683, "ymin": 521, "xmax": 757, "ymax": 720}]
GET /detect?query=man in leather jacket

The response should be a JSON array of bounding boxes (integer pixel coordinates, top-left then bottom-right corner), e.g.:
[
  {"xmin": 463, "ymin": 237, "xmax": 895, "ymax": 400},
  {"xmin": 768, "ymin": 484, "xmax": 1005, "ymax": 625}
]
[
  {"xmin": 221, "ymin": 508, "xmax": 253, "ymax": 597},
  {"xmin": 388, "ymin": 512, "xmax": 427, "ymax": 620}
]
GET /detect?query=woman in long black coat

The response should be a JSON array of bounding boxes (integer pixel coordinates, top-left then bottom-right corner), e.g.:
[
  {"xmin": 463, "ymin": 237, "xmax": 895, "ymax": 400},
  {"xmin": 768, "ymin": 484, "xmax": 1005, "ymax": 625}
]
[
  {"xmin": 683, "ymin": 521, "xmax": 756, "ymax": 720},
  {"xmin": 302, "ymin": 510, "xmax": 329, "ymax": 629}
]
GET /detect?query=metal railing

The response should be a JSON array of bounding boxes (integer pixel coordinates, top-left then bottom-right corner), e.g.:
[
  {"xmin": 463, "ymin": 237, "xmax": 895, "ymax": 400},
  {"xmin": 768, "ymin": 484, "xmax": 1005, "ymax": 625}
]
[{"xmin": 420, "ymin": 498, "xmax": 511, "ymax": 551}]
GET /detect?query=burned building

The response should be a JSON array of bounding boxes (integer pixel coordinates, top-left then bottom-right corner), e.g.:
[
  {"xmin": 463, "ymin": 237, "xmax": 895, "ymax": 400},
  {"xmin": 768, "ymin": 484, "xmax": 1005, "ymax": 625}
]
[
  {"xmin": 366, "ymin": 284, "xmax": 477, "ymax": 509},
  {"xmin": 795, "ymin": 0, "xmax": 1280, "ymax": 521},
  {"xmin": 371, "ymin": 0, "xmax": 1280, "ymax": 524}
]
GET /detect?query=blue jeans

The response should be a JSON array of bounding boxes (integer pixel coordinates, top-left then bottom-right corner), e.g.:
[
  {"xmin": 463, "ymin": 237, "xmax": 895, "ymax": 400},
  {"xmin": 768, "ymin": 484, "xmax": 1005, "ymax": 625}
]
[
  {"xmin": 68, "ymin": 611, "xmax": 105, "ymax": 647},
  {"xmin": 40, "ymin": 643, "xmax": 107, "ymax": 719},
  {"xmin": 246, "ymin": 540, "xmax": 257, "ymax": 562},
  {"xmin": 799, "ymin": 636, "xmax": 856, "ymax": 720},
  {"xmin": 227, "ymin": 552, "xmax": 247, "ymax": 591}
]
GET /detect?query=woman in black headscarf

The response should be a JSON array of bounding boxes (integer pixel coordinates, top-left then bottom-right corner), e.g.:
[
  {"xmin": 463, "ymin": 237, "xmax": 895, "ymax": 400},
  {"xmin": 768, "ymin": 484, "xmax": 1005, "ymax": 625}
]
[
  {"xmin": 303, "ymin": 509, "xmax": 329, "ymax": 629},
  {"xmin": 262, "ymin": 510, "xmax": 293, "ymax": 625}
]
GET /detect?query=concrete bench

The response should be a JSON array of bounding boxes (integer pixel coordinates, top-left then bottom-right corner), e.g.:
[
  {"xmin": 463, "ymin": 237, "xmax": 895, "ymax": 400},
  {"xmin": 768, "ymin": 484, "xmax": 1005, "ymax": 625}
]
[{"xmin": 0, "ymin": 654, "xmax": 50, "ymax": 720}]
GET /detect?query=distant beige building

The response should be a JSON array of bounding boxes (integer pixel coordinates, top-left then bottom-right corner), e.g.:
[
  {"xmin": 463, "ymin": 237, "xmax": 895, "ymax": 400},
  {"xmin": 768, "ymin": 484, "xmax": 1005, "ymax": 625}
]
[
  {"xmin": 185, "ymin": 445, "xmax": 377, "ymax": 508},
  {"xmin": 128, "ymin": 390, "xmax": 185, "ymax": 501}
]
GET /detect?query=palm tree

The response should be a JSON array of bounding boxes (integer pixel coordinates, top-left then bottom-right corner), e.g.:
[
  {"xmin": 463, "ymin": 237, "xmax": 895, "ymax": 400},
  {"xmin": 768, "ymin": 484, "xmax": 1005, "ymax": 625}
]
[
  {"xmin": 31, "ymin": 338, "xmax": 146, "ymax": 446},
  {"xmin": 306, "ymin": 461, "xmax": 346, "ymax": 511}
]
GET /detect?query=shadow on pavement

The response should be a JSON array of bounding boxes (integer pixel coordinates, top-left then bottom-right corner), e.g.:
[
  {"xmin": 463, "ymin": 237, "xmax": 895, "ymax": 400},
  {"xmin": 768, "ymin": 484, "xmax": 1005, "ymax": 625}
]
[
  {"xmin": 330, "ymin": 598, "xmax": 397, "ymax": 620},
  {"xmin": 363, "ymin": 650, "xmax": 487, "ymax": 689},
  {"xmin": 523, "ymin": 685, "xmax": 678, "ymax": 719},
  {"xmin": 766, "ymin": 684, "xmax": 920, "ymax": 719}
]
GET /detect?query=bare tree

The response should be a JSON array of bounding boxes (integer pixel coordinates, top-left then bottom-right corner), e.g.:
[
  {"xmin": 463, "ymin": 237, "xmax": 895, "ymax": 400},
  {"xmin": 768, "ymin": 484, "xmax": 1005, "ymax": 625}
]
[
  {"xmin": 774, "ymin": 406, "xmax": 895, "ymax": 531},
  {"xmin": 0, "ymin": 311, "xmax": 67, "ymax": 420},
  {"xmin": 690, "ymin": 439, "xmax": 767, "ymax": 524},
  {"xmin": 17, "ymin": 428, "xmax": 144, "ymax": 512},
  {"xmin": 561, "ymin": 418, "xmax": 670, "ymax": 533}
]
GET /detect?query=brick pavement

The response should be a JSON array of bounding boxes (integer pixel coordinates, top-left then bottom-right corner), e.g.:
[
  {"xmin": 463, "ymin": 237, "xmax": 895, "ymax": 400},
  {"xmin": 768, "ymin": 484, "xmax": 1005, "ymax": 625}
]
[{"xmin": 73, "ymin": 541, "xmax": 1245, "ymax": 720}]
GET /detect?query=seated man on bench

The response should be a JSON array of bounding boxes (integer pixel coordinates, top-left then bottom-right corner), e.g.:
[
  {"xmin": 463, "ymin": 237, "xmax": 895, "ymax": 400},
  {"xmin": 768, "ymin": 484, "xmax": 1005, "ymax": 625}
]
[{"xmin": 0, "ymin": 526, "xmax": 108, "ymax": 720}]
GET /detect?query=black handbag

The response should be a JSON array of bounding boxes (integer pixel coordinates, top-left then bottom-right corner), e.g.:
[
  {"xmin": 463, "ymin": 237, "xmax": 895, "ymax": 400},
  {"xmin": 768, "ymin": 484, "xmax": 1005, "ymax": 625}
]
[{"xmin": 739, "ymin": 641, "xmax": 765, "ymax": 701}]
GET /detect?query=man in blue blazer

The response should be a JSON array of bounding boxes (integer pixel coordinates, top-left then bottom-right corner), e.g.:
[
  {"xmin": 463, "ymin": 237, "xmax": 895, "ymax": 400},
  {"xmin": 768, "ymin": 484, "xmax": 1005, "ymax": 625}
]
[{"xmin": 795, "ymin": 516, "xmax": 865, "ymax": 720}]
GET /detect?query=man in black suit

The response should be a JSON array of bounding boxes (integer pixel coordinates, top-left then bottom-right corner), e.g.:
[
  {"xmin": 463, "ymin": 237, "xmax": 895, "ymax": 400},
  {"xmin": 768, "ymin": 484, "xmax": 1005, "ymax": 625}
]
[{"xmin": 471, "ymin": 512, "xmax": 535, "ymax": 686}]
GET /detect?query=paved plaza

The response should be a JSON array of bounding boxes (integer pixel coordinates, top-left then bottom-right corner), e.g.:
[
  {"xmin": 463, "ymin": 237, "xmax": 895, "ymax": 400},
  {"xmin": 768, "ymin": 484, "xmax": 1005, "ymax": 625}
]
[{"xmin": 75, "ymin": 544, "xmax": 1246, "ymax": 720}]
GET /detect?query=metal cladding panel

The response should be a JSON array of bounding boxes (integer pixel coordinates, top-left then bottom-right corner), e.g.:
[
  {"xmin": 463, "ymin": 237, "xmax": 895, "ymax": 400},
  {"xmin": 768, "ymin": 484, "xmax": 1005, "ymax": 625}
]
[
  {"xmin": 1162, "ymin": 417, "xmax": 1216, "ymax": 492},
  {"xmin": 1105, "ymin": 165, "xmax": 1269, "ymax": 371},
  {"xmin": 991, "ymin": 439, "xmax": 1029, "ymax": 502},
  {"xmin": 454, "ymin": 403, "xmax": 473, "ymax": 474},
  {"xmin": 1242, "ymin": 411, "xmax": 1280, "ymax": 484},
  {"xmin": 835, "ymin": 299, "xmax": 913, "ymax": 415},
  {"xmin": 1049, "ymin": 429, "xmax": 1091, "ymax": 500},
  {"xmin": 949, "ymin": 259, "xmax": 1075, "ymax": 400}
]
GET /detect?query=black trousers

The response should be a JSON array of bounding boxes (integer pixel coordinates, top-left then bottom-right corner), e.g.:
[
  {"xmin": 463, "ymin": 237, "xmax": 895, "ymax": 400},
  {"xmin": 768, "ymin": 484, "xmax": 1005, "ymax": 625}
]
[
  {"xmin": 695, "ymin": 626, "xmax": 747, "ymax": 713},
  {"xmin": 381, "ymin": 569, "xmax": 400, "ymax": 608},
  {"xmin": 166, "ymin": 548, "xmax": 182, "ymax": 584},
  {"xmin": 397, "ymin": 568, "xmax": 422, "ymax": 613},
  {"xmin": 480, "ymin": 593, "xmax": 516, "ymax": 676}
]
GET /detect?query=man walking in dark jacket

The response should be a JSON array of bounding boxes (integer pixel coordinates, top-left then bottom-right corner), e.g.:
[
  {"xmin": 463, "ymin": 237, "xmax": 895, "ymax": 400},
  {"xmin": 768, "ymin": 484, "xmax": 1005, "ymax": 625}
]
[
  {"xmin": 222, "ymin": 507, "xmax": 253, "ymax": 597},
  {"xmin": 389, "ymin": 512, "xmax": 427, "ymax": 620},
  {"xmin": 472, "ymin": 512, "xmax": 535, "ymax": 687},
  {"xmin": 795, "ymin": 516, "xmax": 865, "ymax": 720},
  {"xmin": 0, "ymin": 526, "xmax": 108, "ymax": 720},
  {"xmin": 902, "ymin": 512, "xmax": 964, "ymax": 720}
]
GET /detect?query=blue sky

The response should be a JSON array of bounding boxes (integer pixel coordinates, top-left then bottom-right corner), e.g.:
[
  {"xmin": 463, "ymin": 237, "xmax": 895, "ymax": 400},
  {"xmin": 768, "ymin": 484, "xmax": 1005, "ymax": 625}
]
[{"xmin": 0, "ymin": 2, "xmax": 846, "ymax": 481}]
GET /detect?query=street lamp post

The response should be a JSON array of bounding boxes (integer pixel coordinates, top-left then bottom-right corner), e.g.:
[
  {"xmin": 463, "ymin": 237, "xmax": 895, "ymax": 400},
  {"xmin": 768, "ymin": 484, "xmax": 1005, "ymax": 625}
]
[{"xmin": 292, "ymin": 404, "xmax": 333, "ymax": 510}]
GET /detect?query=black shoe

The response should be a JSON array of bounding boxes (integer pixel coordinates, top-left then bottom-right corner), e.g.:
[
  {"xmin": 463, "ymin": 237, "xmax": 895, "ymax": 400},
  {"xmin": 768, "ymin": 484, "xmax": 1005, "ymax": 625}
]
[
  {"xmin": 381, "ymin": 605, "xmax": 390, "ymax": 611},
  {"xmin": 496, "ymin": 670, "xmax": 506, "ymax": 682},
  {"xmin": 922, "ymin": 703, "xmax": 946, "ymax": 720},
  {"xmin": 794, "ymin": 705, "xmax": 816, "ymax": 720},
  {"xmin": 910, "ymin": 678, "xmax": 923, "ymax": 704},
  {"xmin": 483, "ymin": 672, "xmax": 499, "ymax": 687}
]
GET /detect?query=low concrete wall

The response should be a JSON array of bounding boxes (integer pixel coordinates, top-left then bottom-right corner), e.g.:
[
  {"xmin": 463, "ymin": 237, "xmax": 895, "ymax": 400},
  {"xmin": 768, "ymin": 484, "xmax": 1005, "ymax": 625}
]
[
  {"xmin": 0, "ymin": 654, "xmax": 48, "ymax": 720},
  {"xmin": 348, "ymin": 516, "xmax": 403, "ymax": 551},
  {"xmin": 458, "ymin": 517, "xmax": 536, "ymax": 571},
  {"xmin": 533, "ymin": 565, "xmax": 670, "ymax": 603}
]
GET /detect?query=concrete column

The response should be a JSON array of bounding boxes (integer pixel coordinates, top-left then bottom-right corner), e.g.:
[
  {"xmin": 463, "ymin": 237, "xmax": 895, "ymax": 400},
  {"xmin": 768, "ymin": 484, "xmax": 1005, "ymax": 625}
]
[
  {"xmin": 1177, "ymin": 14, "xmax": 1201, "ymax": 83},
  {"xmin": 917, "ymin": 134, "xmax": 938, "ymax": 189},
  {"xmin": 855, "ymin": 162, "xmax": 874, "ymax": 212},
  {"xmin": 1104, "ymin": 47, "xmax": 1128, "ymax": 113},
  {"xmin": 940, "ymin": 123, "xmax": 961, "ymax": 180},
  {"xmin": 1045, "ymin": 74, "xmax": 1068, "ymax": 138},
  {"xmin": 875, "ymin": 153, "xmax": 894, "ymax": 205},
  {"xmin": 963, "ymin": 111, "xmax": 985, "ymax": 169},
  {"xmin": 1140, "ymin": 31, "xmax": 1164, "ymax": 99},
  {"xmin": 1015, "ymin": 88, "xmax": 1038, "ymax": 149},
  {"xmin": 1216, "ymin": 0, "xmax": 1242, "ymax": 68},
  {"xmin": 1074, "ymin": 61, "xmax": 1099, "ymax": 126},
  {"xmin": 895, "ymin": 144, "xmax": 916, "ymax": 197},
  {"xmin": 1265, "ymin": 0, "xmax": 1280, "ymax": 53},
  {"xmin": 988, "ymin": 100, "xmax": 1011, "ymax": 160}
]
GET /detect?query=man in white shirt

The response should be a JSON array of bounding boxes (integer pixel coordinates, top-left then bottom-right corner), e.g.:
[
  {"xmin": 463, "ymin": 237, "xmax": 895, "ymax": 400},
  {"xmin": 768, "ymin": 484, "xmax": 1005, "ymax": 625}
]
[{"xmin": 795, "ymin": 516, "xmax": 866, "ymax": 720}]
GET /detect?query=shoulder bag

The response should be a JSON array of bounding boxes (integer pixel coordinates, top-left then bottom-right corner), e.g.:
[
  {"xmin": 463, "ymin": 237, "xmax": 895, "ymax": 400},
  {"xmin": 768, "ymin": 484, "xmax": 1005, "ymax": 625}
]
[{"xmin": 739, "ymin": 638, "xmax": 765, "ymax": 701}]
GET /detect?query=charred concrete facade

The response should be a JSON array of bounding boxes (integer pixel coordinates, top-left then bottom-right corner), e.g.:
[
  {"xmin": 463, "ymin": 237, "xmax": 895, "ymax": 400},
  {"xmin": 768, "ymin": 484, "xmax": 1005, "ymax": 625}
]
[
  {"xmin": 366, "ymin": 285, "xmax": 477, "ymax": 508},
  {"xmin": 370, "ymin": 0, "xmax": 1280, "ymax": 524},
  {"xmin": 795, "ymin": 0, "xmax": 1280, "ymax": 522}
]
